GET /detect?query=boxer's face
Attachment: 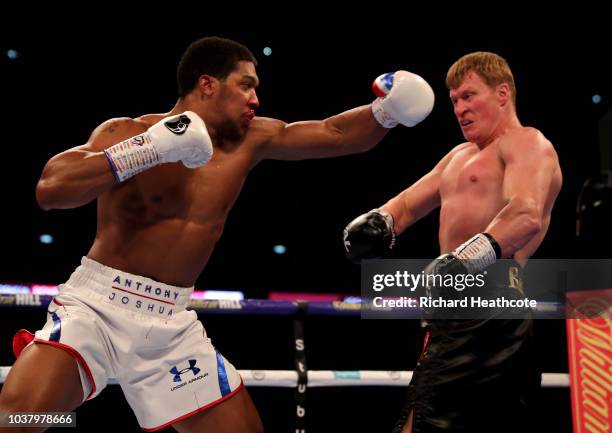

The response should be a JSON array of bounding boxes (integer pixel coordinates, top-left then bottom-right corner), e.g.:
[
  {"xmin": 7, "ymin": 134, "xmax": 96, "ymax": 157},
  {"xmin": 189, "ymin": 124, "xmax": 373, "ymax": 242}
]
[
  {"xmin": 216, "ymin": 61, "xmax": 259, "ymax": 141},
  {"xmin": 450, "ymin": 72, "xmax": 503, "ymax": 144}
]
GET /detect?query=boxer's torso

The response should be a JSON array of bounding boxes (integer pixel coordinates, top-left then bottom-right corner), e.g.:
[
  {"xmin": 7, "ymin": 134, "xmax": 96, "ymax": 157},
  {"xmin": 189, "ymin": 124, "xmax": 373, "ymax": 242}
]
[
  {"xmin": 438, "ymin": 129, "xmax": 561, "ymax": 260},
  {"xmin": 88, "ymin": 114, "xmax": 273, "ymax": 286}
]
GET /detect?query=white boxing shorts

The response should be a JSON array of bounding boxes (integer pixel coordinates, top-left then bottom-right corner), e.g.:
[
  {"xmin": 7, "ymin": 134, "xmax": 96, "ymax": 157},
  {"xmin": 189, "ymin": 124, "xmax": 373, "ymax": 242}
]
[{"xmin": 13, "ymin": 256, "xmax": 243, "ymax": 431}]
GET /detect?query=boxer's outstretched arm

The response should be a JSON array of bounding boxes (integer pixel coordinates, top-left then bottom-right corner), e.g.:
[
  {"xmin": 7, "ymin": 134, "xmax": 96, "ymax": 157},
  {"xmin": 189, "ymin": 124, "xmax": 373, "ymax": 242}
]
[
  {"xmin": 485, "ymin": 128, "xmax": 561, "ymax": 258},
  {"xmin": 258, "ymin": 71, "xmax": 434, "ymax": 160},
  {"xmin": 257, "ymin": 106, "xmax": 386, "ymax": 160}
]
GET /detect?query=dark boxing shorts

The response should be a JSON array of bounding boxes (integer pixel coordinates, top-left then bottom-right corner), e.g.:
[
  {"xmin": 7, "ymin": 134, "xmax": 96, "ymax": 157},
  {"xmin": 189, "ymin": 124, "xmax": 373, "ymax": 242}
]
[{"xmin": 393, "ymin": 261, "xmax": 540, "ymax": 433}]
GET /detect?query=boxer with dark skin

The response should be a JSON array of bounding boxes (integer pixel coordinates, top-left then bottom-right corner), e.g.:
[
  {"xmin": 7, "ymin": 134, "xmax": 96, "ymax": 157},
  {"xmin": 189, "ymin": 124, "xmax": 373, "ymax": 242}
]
[{"xmin": 0, "ymin": 37, "xmax": 434, "ymax": 433}]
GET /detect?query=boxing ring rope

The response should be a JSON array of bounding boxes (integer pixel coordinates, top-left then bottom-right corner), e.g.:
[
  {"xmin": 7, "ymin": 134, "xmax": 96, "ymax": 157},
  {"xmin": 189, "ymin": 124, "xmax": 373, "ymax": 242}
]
[
  {"xmin": 0, "ymin": 294, "xmax": 569, "ymax": 388},
  {"xmin": 0, "ymin": 367, "xmax": 570, "ymax": 388},
  {"xmin": 0, "ymin": 294, "xmax": 567, "ymax": 317}
]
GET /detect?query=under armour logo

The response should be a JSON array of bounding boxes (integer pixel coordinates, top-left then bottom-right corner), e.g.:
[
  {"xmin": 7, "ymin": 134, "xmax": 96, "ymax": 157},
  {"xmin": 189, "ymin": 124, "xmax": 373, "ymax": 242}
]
[
  {"xmin": 164, "ymin": 114, "xmax": 191, "ymax": 135},
  {"xmin": 169, "ymin": 359, "xmax": 201, "ymax": 382}
]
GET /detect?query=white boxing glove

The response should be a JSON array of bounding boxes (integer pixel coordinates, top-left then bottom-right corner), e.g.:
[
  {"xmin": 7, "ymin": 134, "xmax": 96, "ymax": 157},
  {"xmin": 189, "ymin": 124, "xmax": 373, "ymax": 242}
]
[
  {"xmin": 103, "ymin": 111, "xmax": 213, "ymax": 182},
  {"xmin": 148, "ymin": 111, "xmax": 213, "ymax": 168},
  {"xmin": 371, "ymin": 71, "xmax": 435, "ymax": 128}
]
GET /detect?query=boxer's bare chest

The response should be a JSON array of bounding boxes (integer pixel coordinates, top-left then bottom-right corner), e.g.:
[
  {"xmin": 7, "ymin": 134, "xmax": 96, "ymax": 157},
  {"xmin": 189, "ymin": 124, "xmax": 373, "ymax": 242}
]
[
  {"xmin": 109, "ymin": 143, "xmax": 257, "ymax": 226},
  {"xmin": 438, "ymin": 143, "xmax": 506, "ymax": 250}
]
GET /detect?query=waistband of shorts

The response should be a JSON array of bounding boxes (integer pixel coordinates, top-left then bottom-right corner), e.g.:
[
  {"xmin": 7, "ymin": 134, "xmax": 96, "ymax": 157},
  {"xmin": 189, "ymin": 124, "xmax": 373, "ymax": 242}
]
[
  {"xmin": 485, "ymin": 259, "xmax": 523, "ymax": 279},
  {"xmin": 66, "ymin": 256, "xmax": 194, "ymax": 316}
]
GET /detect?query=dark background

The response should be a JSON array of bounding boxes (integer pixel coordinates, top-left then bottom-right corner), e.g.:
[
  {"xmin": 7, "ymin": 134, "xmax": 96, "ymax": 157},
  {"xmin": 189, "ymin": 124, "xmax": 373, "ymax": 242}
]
[{"xmin": 1, "ymin": 13, "xmax": 609, "ymax": 433}]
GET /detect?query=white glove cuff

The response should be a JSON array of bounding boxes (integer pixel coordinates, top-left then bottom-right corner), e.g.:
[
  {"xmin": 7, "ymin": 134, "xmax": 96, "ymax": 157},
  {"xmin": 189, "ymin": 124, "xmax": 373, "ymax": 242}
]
[
  {"xmin": 103, "ymin": 132, "xmax": 160, "ymax": 182},
  {"xmin": 372, "ymin": 98, "xmax": 399, "ymax": 128},
  {"xmin": 453, "ymin": 233, "xmax": 499, "ymax": 273}
]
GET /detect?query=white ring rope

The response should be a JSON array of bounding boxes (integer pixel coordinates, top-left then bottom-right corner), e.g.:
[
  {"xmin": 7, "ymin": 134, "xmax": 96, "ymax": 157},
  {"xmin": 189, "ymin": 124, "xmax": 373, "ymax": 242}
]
[{"xmin": 0, "ymin": 367, "xmax": 568, "ymax": 388}]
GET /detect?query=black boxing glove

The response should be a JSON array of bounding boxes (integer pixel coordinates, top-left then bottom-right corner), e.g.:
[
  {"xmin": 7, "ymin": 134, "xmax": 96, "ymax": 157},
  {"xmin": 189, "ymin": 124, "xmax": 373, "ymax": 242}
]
[
  {"xmin": 422, "ymin": 233, "xmax": 502, "ymax": 321},
  {"xmin": 343, "ymin": 209, "xmax": 396, "ymax": 263},
  {"xmin": 423, "ymin": 232, "xmax": 502, "ymax": 295}
]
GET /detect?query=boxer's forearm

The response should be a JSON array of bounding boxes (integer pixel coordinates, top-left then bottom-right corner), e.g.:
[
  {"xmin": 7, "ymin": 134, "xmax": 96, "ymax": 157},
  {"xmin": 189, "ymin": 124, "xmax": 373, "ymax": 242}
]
[
  {"xmin": 36, "ymin": 150, "xmax": 116, "ymax": 210},
  {"xmin": 485, "ymin": 199, "xmax": 543, "ymax": 258}
]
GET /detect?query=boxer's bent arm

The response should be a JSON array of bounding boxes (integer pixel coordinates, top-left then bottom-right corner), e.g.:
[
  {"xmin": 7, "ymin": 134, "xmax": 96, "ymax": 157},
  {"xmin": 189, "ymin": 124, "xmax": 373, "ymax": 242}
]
[
  {"xmin": 36, "ymin": 118, "xmax": 146, "ymax": 210},
  {"xmin": 258, "ymin": 105, "xmax": 387, "ymax": 161},
  {"xmin": 380, "ymin": 143, "xmax": 472, "ymax": 234},
  {"xmin": 485, "ymin": 128, "xmax": 560, "ymax": 257}
]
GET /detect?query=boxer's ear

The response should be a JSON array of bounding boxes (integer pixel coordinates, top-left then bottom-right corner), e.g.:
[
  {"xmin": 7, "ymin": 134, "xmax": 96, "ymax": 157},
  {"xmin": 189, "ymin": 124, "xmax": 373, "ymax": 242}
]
[
  {"xmin": 198, "ymin": 75, "xmax": 217, "ymax": 97},
  {"xmin": 496, "ymin": 83, "xmax": 510, "ymax": 107}
]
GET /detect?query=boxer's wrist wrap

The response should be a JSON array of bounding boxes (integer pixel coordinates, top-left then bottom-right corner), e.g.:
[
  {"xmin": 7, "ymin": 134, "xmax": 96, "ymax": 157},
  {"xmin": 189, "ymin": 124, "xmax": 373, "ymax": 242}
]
[
  {"xmin": 103, "ymin": 133, "xmax": 161, "ymax": 182},
  {"xmin": 453, "ymin": 232, "xmax": 501, "ymax": 273},
  {"xmin": 372, "ymin": 97, "xmax": 399, "ymax": 128}
]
